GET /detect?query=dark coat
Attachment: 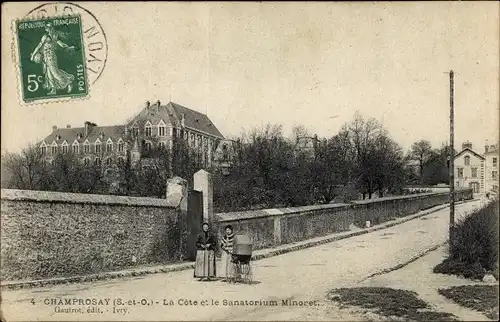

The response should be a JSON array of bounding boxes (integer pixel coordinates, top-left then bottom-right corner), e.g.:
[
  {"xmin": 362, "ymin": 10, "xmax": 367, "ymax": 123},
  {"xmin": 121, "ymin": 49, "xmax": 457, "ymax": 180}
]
[{"xmin": 195, "ymin": 231, "xmax": 216, "ymax": 251}]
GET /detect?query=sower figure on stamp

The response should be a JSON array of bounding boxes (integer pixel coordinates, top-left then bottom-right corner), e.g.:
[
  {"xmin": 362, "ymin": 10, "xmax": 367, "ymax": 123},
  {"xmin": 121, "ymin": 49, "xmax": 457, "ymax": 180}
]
[
  {"xmin": 30, "ymin": 22, "xmax": 75, "ymax": 95},
  {"xmin": 219, "ymin": 225, "xmax": 235, "ymax": 282},
  {"xmin": 194, "ymin": 222, "xmax": 216, "ymax": 281}
]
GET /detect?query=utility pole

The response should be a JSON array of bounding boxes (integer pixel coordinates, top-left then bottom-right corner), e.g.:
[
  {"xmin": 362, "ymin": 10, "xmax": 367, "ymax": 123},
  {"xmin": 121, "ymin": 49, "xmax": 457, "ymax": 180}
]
[{"xmin": 449, "ymin": 70, "xmax": 455, "ymax": 243}]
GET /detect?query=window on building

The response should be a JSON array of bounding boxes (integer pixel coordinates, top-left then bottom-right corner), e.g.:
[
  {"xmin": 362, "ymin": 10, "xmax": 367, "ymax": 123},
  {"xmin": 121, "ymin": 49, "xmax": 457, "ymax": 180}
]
[
  {"xmin": 464, "ymin": 156, "xmax": 470, "ymax": 166},
  {"xmin": 457, "ymin": 168, "xmax": 464, "ymax": 178},
  {"xmin": 95, "ymin": 143, "xmax": 101, "ymax": 153},
  {"xmin": 41, "ymin": 146, "xmax": 47, "ymax": 155},
  {"xmin": 222, "ymin": 144, "xmax": 229, "ymax": 161},
  {"xmin": 83, "ymin": 142, "xmax": 90, "ymax": 153},
  {"xmin": 158, "ymin": 125, "xmax": 166, "ymax": 136},
  {"xmin": 62, "ymin": 145, "xmax": 68, "ymax": 154},
  {"xmin": 94, "ymin": 157, "xmax": 101, "ymax": 166},
  {"xmin": 493, "ymin": 171, "xmax": 498, "ymax": 179},
  {"xmin": 105, "ymin": 158, "xmax": 112, "ymax": 166},
  {"xmin": 118, "ymin": 157, "xmax": 126, "ymax": 164},
  {"xmin": 471, "ymin": 168, "xmax": 477, "ymax": 178},
  {"xmin": 83, "ymin": 158, "xmax": 90, "ymax": 166},
  {"xmin": 145, "ymin": 141, "xmax": 152, "ymax": 151},
  {"xmin": 106, "ymin": 141, "xmax": 113, "ymax": 152},
  {"xmin": 72, "ymin": 144, "xmax": 79, "ymax": 154},
  {"xmin": 493, "ymin": 185, "xmax": 498, "ymax": 192},
  {"xmin": 132, "ymin": 127, "xmax": 139, "ymax": 137},
  {"xmin": 118, "ymin": 141, "xmax": 124, "ymax": 152},
  {"xmin": 145, "ymin": 123, "xmax": 152, "ymax": 137},
  {"xmin": 493, "ymin": 158, "xmax": 498, "ymax": 168},
  {"xmin": 51, "ymin": 145, "xmax": 57, "ymax": 154},
  {"xmin": 159, "ymin": 141, "xmax": 166, "ymax": 150}
]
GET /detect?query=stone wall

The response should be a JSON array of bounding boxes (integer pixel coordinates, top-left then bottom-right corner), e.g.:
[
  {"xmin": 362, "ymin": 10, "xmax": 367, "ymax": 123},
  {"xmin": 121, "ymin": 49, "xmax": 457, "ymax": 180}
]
[
  {"xmin": 216, "ymin": 189, "xmax": 474, "ymax": 250},
  {"xmin": 1, "ymin": 189, "xmax": 180, "ymax": 281}
]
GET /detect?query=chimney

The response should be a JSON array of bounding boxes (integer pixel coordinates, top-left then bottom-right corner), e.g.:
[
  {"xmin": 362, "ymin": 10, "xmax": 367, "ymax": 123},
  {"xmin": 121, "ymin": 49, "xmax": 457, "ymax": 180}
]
[
  {"xmin": 84, "ymin": 121, "xmax": 96, "ymax": 137},
  {"xmin": 52, "ymin": 125, "xmax": 57, "ymax": 132},
  {"xmin": 181, "ymin": 113, "xmax": 185, "ymax": 127},
  {"xmin": 462, "ymin": 141, "xmax": 472, "ymax": 150},
  {"xmin": 145, "ymin": 101, "xmax": 150, "ymax": 109},
  {"xmin": 485, "ymin": 145, "xmax": 489, "ymax": 153},
  {"xmin": 156, "ymin": 100, "xmax": 161, "ymax": 109},
  {"xmin": 66, "ymin": 124, "xmax": 71, "ymax": 129}
]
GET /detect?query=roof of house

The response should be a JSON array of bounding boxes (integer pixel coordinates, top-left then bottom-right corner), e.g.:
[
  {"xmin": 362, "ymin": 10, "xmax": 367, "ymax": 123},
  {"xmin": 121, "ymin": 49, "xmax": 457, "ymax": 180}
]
[
  {"xmin": 129, "ymin": 101, "xmax": 224, "ymax": 139},
  {"xmin": 40, "ymin": 125, "xmax": 126, "ymax": 146},
  {"xmin": 454, "ymin": 148, "xmax": 485, "ymax": 160},
  {"xmin": 484, "ymin": 147, "xmax": 499, "ymax": 155}
]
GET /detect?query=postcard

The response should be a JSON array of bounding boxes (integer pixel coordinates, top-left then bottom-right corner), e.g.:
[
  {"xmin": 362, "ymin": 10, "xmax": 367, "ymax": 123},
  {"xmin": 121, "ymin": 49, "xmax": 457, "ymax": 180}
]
[{"xmin": 1, "ymin": 2, "xmax": 499, "ymax": 321}]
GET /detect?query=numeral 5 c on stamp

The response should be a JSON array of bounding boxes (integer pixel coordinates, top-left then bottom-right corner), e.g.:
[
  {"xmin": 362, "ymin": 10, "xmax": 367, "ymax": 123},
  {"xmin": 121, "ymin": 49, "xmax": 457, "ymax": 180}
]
[{"xmin": 15, "ymin": 15, "xmax": 88, "ymax": 103}]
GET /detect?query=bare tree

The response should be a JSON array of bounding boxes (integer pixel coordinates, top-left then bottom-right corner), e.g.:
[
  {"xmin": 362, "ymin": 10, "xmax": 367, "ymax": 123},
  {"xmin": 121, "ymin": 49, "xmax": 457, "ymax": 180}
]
[
  {"xmin": 2, "ymin": 144, "xmax": 47, "ymax": 190},
  {"xmin": 409, "ymin": 140, "xmax": 434, "ymax": 184}
]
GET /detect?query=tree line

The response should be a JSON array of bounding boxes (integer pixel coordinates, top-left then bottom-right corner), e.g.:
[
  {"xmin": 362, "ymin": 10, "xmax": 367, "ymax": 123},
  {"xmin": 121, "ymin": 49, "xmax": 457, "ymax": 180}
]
[{"xmin": 1, "ymin": 113, "xmax": 452, "ymax": 212}]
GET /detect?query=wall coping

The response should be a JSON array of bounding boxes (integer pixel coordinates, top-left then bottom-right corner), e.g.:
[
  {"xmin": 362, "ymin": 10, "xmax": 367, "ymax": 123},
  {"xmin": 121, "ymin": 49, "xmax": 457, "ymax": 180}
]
[
  {"xmin": 216, "ymin": 189, "xmax": 473, "ymax": 222},
  {"xmin": 0, "ymin": 189, "xmax": 177, "ymax": 208}
]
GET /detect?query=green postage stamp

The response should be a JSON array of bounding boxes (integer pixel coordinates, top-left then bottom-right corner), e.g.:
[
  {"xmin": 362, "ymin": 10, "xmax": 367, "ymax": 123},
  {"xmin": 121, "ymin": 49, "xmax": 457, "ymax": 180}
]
[{"xmin": 15, "ymin": 15, "xmax": 88, "ymax": 103}]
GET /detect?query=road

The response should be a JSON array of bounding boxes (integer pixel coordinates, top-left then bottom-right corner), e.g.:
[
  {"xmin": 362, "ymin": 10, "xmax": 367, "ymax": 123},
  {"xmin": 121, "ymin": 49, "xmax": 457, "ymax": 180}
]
[{"xmin": 0, "ymin": 200, "xmax": 480, "ymax": 321}]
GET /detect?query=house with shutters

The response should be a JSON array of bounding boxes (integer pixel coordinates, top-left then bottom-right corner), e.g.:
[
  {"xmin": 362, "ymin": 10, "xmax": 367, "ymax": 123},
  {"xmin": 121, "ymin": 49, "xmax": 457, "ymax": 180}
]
[
  {"xmin": 38, "ymin": 101, "xmax": 225, "ymax": 173},
  {"xmin": 453, "ymin": 140, "xmax": 499, "ymax": 194}
]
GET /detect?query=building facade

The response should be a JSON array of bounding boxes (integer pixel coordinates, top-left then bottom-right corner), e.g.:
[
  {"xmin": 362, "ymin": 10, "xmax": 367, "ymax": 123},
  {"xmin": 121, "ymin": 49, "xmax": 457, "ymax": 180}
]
[
  {"xmin": 38, "ymin": 101, "xmax": 225, "ymax": 172},
  {"xmin": 484, "ymin": 142, "xmax": 499, "ymax": 194},
  {"xmin": 453, "ymin": 141, "xmax": 499, "ymax": 194}
]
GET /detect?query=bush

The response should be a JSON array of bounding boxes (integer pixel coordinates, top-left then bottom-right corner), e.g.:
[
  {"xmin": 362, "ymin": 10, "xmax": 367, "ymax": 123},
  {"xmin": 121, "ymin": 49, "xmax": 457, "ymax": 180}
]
[{"xmin": 434, "ymin": 198, "xmax": 499, "ymax": 279}]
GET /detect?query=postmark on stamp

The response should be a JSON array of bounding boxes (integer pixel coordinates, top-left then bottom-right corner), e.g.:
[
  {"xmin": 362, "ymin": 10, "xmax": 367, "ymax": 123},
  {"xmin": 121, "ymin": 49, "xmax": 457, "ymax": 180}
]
[
  {"xmin": 11, "ymin": 2, "xmax": 108, "ymax": 105},
  {"xmin": 15, "ymin": 15, "xmax": 88, "ymax": 102}
]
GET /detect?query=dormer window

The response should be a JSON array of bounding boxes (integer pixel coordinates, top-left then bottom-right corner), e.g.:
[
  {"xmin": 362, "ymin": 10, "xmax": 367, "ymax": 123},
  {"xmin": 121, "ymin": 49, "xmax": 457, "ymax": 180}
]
[
  {"xmin": 145, "ymin": 121, "xmax": 152, "ymax": 137},
  {"xmin": 158, "ymin": 120, "xmax": 166, "ymax": 136},
  {"xmin": 51, "ymin": 142, "xmax": 58, "ymax": 154},
  {"xmin": 118, "ymin": 139, "xmax": 124, "ymax": 152},
  {"xmin": 95, "ymin": 139, "xmax": 102, "ymax": 153},
  {"xmin": 61, "ymin": 141, "xmax": 68, "ymax": 154},
  {"xmin": 106, "ymin": 139, "xmax": 113, "ymax": 152},
  {"xmin": 72, "ymin": 141, "xmax": 79, "ymax": 154},
  {"xmin": 83, "ymin": 141, "xmax": 90, "ymax": 153},
  {"xmin": 40, "ymin": 142, "xmax": 47, "ymax": 155}
]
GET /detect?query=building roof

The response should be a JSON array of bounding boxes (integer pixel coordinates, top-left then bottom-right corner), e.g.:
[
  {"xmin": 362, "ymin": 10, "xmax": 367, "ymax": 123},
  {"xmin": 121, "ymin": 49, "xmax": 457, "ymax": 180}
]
[
  {"xmin": 129, "ymin": 101, "xmax": 224, "ymax": 139},
  {"xmin": 484, "ymin": 147, "xmax": 499, "ymax": 155},
  {"xmin": 40, "ymin": 125, "xmax": 126, "ymax": 146},
  {"xmin": 454, "ymin": 148, "xmax": 485, "ymax": 160}
]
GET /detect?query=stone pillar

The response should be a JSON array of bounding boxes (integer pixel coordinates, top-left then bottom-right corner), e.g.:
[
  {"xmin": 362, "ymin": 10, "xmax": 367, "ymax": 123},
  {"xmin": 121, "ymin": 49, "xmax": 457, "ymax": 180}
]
[
  {"xmin": 273, "ymin": 216, "xmax": 282, "ymax": 245},
  {"xmin": 166, "ymin": 176, "xmax": 188, "ymax": 260},
  {"xmin": 166, "ymin": 176, "xmax": 188, "ymax": 211},
  {"xmin": 193, "ymin": 169, "xmax": 213, "ymax": 225}
]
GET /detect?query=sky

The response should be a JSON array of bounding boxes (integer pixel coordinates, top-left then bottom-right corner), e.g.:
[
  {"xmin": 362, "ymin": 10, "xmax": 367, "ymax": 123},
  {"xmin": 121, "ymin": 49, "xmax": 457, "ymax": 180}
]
[{"xmin": 2, "ymin": 2, "xmax": 499, "ymax": 154}]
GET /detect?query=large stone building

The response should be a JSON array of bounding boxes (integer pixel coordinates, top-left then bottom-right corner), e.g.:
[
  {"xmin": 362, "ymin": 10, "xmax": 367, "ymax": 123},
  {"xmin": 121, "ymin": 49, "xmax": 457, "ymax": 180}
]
[
  {"xmin": 38, "ymin": 101, "xmax": 225, "ymax": 172},
  {"xmin": 453, "ymin": 141, "xmax": 499, "ymax": 194}
]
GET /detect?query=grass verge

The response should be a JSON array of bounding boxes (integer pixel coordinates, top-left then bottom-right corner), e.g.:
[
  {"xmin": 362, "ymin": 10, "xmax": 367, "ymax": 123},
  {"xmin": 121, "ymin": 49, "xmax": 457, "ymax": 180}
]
[
  {"xmin": 438, "ymin": 285, "xmax": 499, "ymax": 320},
  {"xmin": 434, "ymin": 198, "xmax": 499, "ymax": 281},
  {"xmin": 328, "ymin": 287, "xmax": 457, "ymax": 321}
]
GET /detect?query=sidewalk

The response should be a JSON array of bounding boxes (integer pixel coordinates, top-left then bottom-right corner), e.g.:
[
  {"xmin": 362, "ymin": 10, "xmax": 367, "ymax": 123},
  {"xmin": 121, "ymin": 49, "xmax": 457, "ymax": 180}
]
[{"xmin": 1, "ymin": 199, "xmax": 476, "ymax": 290}]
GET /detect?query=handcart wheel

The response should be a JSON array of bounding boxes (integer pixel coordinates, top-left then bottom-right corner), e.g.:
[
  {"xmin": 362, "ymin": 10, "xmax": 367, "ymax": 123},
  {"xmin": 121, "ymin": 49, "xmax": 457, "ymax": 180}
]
[{"xmin": 246, "ymin": 264, "xmax": 253, "ymax": 284}]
